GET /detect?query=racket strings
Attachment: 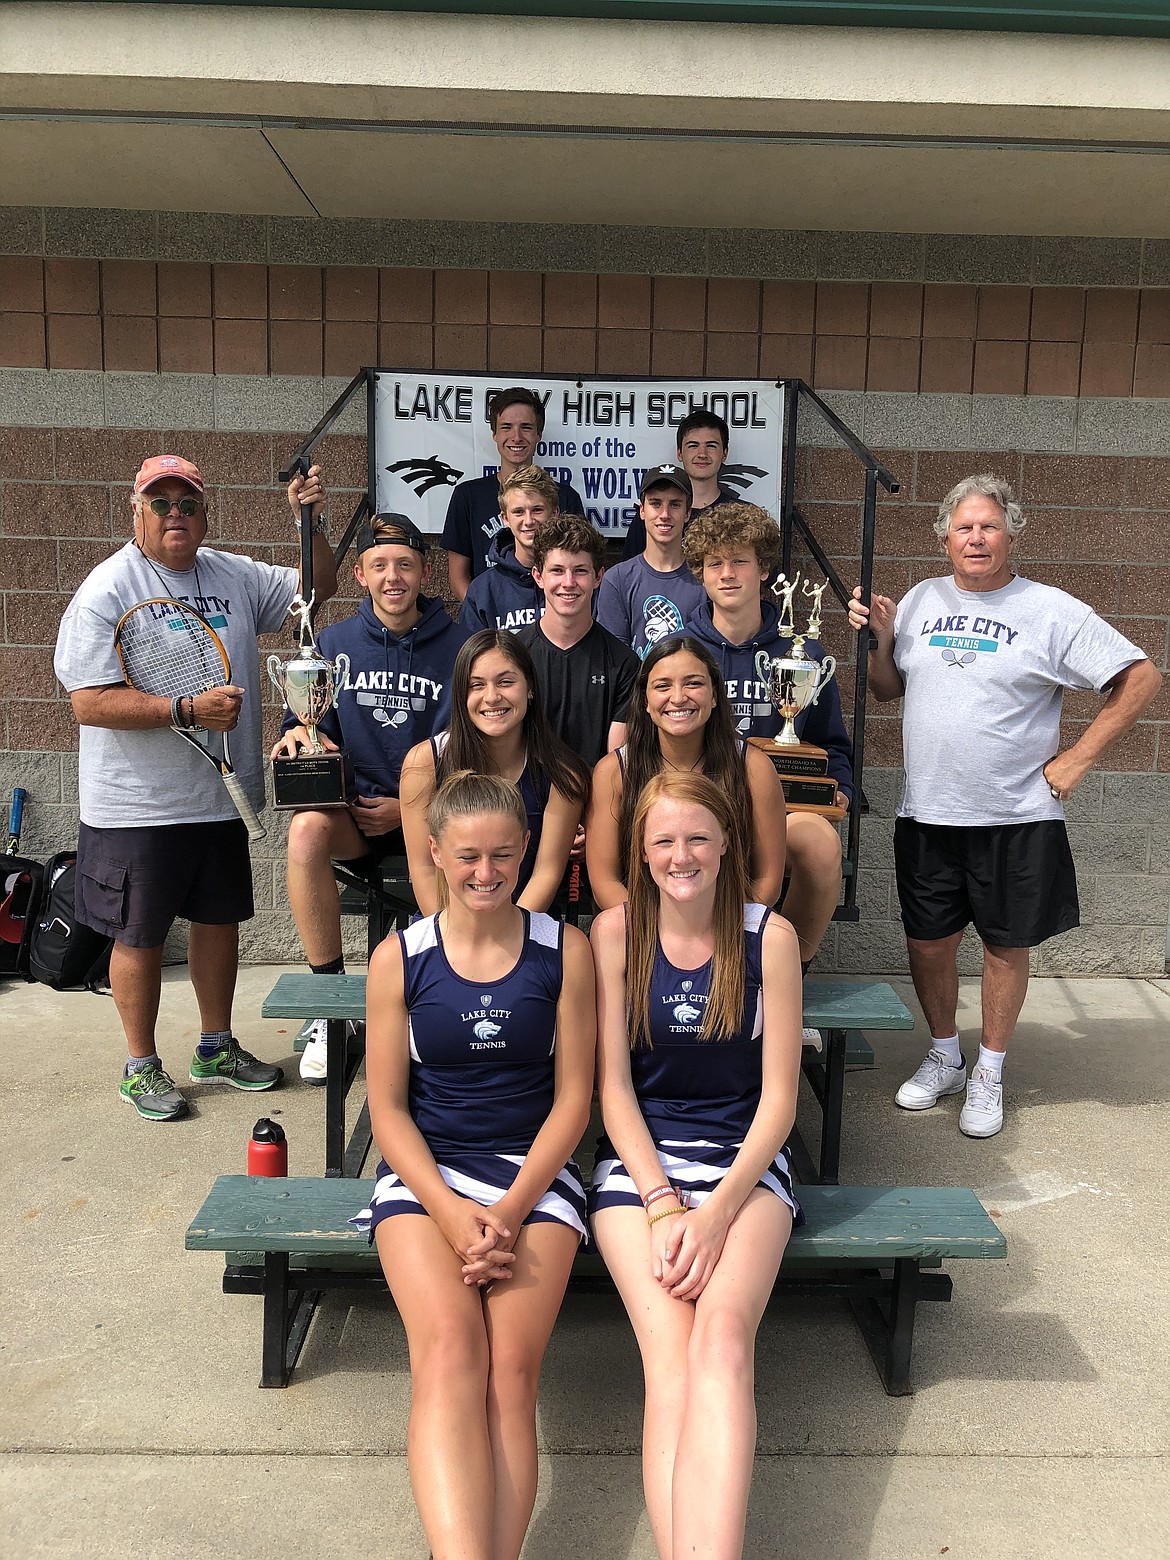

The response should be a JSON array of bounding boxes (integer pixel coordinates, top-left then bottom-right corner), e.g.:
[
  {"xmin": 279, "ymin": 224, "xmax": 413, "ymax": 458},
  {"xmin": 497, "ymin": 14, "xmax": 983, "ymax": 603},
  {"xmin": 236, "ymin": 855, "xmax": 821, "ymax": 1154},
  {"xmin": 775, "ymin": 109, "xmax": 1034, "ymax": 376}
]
[{"xmin": 117, "ymin": 606, "xmax": 229, "ymax": 700}]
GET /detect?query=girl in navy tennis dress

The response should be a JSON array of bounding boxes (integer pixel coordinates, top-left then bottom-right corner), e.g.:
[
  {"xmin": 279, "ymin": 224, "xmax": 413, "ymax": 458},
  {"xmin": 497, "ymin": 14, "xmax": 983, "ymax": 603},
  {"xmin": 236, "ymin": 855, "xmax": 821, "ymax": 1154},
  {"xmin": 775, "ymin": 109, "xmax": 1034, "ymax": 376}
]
[
  {"xmin": 589, "ymin": 770, "xmax": 803, "ymax": 1560},
  {"xmin": 399, "ymin": 629, "xmax": 588, "ymax": 916},
  {"xmin": 356, "ymin": 769, "xmax": 594, "ymax": 1560}
]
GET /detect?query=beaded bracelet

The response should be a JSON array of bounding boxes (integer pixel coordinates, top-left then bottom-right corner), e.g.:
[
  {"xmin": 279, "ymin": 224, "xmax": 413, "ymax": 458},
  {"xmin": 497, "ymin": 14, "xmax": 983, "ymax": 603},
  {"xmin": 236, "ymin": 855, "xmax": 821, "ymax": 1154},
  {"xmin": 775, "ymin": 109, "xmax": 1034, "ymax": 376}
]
[{"xmin": 647, "ymin": 1204, "xmax": 685, "ymax": 1226}]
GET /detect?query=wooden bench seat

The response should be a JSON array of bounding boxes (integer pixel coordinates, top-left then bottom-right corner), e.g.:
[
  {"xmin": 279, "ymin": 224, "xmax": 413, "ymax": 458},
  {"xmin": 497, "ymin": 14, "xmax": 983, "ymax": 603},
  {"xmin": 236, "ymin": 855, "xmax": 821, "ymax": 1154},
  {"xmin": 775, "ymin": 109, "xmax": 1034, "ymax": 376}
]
[{"xmin": 187, "ymin": 1174, "xmax": 1005, "ymax": 1396}]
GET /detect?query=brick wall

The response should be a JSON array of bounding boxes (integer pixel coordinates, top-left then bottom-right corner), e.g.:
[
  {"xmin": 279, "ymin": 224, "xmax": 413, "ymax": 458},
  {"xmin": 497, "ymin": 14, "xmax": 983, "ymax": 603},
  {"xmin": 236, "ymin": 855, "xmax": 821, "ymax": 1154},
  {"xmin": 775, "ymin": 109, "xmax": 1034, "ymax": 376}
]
[
  {"xmin": 3, "ymin": 256, "xmax": 1169, "ymax": 396},
  {"xmin": 1, "ymin": 218, "xmax": 1167, "ymax": 973}
]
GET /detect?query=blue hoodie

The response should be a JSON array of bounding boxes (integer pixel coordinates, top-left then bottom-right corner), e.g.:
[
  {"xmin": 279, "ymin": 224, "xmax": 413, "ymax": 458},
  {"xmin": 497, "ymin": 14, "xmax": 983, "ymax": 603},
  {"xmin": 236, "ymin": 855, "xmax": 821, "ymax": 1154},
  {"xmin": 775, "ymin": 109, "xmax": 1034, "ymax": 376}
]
[
  {"xmin": 459, "ymin": 530, "xmax": 543, "ymax": 633},
  {"xmin": 280, "ymin": 595, "xmax": 468, "ymax": 796},
  {"xmin": 684, "ymin": 599, "xmax": 855, "ymax": 805}
]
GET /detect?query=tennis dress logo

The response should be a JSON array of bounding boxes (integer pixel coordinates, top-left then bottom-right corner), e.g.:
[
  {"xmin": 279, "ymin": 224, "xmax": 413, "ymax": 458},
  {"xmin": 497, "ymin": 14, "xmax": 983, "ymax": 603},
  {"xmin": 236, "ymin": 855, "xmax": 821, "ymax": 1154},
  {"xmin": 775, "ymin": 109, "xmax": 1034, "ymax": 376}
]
[
  {"xmin": 663, "ymin": 979, "xmax": 706, "ymax": 1032},
  {"xmin": 464, "ymin": 994, "xmax": 510, "ymax": 1049}
]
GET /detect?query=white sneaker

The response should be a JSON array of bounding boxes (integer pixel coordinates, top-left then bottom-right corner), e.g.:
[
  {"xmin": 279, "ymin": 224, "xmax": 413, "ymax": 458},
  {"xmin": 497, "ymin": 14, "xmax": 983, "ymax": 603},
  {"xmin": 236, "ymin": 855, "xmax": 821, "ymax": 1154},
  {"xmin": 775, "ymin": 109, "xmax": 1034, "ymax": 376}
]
[
  {"xmin": 802, "ymin": 1027, "xmax": 823, "ymax": 1051},
  {"xmin": 299, "ymin": 1019, "xmax": 328, "ymax": 1084},
  {"xmin": 959, "ymin": 1065, "xmax": 1004, "ymax": 1138},
  {"xmin": 895, "ymin": 1048, "xmax": 967, "ymax": 1110}
]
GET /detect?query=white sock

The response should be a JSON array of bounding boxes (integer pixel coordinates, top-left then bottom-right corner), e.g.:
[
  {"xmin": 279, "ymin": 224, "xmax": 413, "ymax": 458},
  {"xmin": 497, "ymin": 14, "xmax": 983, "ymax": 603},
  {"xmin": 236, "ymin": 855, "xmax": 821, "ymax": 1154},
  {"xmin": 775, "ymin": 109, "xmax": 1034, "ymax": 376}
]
[
  {"xmin": 930, "ymin": 1034, "xmax": 962, "ymax": 1067},
  {"xmin": 977, "ymin": 1045, "xmax": 1005, "ymax": 1080}
]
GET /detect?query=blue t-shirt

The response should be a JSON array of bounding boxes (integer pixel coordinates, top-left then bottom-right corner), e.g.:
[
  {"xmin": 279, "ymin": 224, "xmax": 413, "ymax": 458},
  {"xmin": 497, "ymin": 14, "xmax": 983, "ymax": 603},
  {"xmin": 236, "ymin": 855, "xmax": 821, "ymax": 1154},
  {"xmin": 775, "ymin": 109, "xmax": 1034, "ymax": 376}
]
[{"xmin": 596, "ymin": 554, "xmax": 707, "ymax": 660}]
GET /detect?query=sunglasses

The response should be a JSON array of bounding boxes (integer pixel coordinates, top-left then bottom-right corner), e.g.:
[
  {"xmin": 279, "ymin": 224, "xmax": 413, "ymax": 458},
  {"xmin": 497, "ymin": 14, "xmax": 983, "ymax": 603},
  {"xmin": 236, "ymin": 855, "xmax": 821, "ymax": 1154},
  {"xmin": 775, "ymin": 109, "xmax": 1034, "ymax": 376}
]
[{"xmin": 145, "ymin": 496, "xmax": 202, "ymax": 518}]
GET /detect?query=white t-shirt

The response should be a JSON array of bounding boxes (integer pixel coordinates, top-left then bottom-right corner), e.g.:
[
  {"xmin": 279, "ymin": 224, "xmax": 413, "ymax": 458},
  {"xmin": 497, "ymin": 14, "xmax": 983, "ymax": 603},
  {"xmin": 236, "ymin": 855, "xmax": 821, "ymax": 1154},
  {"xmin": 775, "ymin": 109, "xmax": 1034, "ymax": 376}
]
[
  {"xmin": 892, "ymin": 574, "xmax": 1143, "ymax": 827},
  {"xmin": 54, "ymin": 543, "xmax": 297, "ymax": 828}
]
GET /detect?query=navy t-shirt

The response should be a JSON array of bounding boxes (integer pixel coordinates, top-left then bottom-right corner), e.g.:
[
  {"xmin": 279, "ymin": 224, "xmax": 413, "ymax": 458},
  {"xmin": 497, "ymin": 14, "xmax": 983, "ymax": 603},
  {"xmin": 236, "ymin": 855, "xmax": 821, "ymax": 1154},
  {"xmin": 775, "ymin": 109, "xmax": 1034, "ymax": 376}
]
[{"xmin": 442, "ymin": 474, "xmax": 586, "ymax": 578}]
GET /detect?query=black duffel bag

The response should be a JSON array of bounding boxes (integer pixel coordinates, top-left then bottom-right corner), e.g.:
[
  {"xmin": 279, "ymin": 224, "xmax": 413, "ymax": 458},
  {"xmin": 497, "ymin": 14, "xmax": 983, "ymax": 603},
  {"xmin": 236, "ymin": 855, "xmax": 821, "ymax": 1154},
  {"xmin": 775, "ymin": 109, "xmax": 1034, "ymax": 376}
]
[{"xmin": 28, "ymin": 852, "xmax": 113, "ymax": 992}]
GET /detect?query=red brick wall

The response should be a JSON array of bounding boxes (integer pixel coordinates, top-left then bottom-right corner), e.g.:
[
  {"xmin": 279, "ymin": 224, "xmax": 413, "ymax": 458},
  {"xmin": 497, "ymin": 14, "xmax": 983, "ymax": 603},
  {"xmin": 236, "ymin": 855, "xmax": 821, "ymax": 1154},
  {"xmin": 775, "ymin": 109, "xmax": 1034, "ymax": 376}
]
[{"xmin": 3, "ymin": 257, "xmax": 1169, "ymax": 393}]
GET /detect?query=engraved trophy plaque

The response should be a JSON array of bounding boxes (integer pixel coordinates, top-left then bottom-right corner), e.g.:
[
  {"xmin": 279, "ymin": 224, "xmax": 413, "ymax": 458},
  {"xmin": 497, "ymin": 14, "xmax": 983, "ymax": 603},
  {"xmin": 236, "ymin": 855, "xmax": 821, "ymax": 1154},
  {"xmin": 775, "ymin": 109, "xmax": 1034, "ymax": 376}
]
[
  {"xmin": 268, "ymin": 593, "xmax": 356, "ymax": 809},
  {"xmin": 749, "ymin": 575, "xmax": 843, "ymax": 813}
]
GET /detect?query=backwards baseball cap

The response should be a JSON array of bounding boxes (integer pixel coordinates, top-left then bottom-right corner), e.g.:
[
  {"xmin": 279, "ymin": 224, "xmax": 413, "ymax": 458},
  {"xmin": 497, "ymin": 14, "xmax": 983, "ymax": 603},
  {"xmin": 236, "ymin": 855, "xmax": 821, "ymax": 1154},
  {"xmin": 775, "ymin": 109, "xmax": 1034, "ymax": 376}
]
[
  {"xmin": 639, "ymin": 463, "xmax": 693, "ymax": 503},
  {"xmin": 356, "ymin": 512, "xmax": 427, "ymax": 556},
  {"xmin": 133, "ymin": 454, "xmax": 204, "ymax": 495}
]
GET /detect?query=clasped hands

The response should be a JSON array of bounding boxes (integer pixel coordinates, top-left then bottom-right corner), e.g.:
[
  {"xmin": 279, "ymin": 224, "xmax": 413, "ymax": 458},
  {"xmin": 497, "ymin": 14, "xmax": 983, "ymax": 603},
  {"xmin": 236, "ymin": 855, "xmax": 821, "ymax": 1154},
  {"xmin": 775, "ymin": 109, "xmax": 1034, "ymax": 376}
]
[
  {"xmin": 650, "ymin": 1200, "xmax": 730, "ymax": 1303},
  {"xmin": 441, "ymin": 1195, "xmax": 519, "ymax": 1288}
]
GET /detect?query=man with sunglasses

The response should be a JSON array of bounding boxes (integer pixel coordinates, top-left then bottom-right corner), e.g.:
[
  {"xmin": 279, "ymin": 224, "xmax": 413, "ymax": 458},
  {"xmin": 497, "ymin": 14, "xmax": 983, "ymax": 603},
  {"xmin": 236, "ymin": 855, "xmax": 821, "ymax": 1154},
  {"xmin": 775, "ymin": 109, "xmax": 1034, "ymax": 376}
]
[{"xmin": 54, "ymin": 454, "xmax": 338, "ymax": 1122}]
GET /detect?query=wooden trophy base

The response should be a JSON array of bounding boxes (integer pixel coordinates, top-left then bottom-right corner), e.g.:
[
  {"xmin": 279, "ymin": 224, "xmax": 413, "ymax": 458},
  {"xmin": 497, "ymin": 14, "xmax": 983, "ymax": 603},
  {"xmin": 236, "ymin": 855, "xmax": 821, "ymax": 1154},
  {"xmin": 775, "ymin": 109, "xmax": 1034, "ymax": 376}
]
[{"xmin": 747, "ymin": 737, "xmax": 846, "ymax": 821}]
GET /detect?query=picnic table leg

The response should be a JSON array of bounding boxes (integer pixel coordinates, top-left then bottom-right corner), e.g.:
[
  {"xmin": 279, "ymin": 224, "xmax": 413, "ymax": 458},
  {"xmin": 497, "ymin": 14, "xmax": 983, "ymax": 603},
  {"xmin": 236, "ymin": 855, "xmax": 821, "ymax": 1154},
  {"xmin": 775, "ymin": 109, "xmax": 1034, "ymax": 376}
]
[
  {"xmin": 260, "ymin": 1252, "xmax": 291, "ymax": 1387},
  {"xmin": 259, "ymin": 1252, "xmax": 321, "ymax": 1389},
  {"xmin": 818, "ymin": 1027, "xmax": 847, "ymax": 1185},
  {"xmin": 324, "ymin": 1018, "xmax": 346, "ymax": 1178},
  {"xmin": 849, "ymin": 1257, "xmax": 921, "ymax": 1397}
]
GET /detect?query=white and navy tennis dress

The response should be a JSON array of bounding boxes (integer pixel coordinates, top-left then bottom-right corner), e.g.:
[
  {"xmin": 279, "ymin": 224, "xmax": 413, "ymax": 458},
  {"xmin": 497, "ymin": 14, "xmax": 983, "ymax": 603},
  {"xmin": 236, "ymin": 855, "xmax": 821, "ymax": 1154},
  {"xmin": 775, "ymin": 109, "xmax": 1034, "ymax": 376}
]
[
  {"xmin": 590, "ymin": 903, "xmax": 801, "ymax": 1223},
  {"xmin": 353, "ymin": 909, "xmax": 587, "ymax": 1240}
]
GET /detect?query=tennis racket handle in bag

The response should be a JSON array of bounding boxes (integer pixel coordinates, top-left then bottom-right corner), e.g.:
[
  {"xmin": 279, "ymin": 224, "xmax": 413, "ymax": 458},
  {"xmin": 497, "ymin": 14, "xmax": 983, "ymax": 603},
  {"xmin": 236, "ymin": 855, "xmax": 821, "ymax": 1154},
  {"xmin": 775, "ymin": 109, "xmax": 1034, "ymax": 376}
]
[
  {"xmin": 222, "ymin": 772, "xmax": 267, "ymax": 842},
  {"xmin": 248, "ymin": 1118, "xmax": 288, "ymax": 1177}
]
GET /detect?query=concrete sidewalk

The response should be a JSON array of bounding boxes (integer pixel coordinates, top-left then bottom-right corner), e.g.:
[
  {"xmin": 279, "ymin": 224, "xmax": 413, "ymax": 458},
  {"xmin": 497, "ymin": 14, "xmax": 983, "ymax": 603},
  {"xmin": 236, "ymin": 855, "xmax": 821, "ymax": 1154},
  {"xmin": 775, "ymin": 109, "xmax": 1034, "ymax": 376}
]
[{"xmin": 2, "ymin": 968, "xmax": 1168, "ymax": 1559}]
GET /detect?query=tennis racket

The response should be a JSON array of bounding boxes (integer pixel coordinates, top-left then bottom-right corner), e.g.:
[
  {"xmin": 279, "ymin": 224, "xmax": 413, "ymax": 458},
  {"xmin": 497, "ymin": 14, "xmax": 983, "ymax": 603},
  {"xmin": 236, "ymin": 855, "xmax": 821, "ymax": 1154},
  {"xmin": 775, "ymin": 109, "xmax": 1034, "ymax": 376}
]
[{"xmin": 113, "ymin": 598, "xmax": 266, "ymax": 842}]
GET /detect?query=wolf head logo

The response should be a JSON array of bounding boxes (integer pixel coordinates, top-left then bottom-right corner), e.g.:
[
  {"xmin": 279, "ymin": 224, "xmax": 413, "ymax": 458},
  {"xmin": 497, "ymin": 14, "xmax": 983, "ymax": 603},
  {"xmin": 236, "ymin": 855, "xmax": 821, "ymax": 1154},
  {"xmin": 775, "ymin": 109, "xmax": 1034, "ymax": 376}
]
[
  {"xmin": 474, "ymin": 1018, "xmax": 502, "ymax": 1042},
  {"xmin": 673, "ymin": 1001, "xmax": 703, "ymax": 1025}
]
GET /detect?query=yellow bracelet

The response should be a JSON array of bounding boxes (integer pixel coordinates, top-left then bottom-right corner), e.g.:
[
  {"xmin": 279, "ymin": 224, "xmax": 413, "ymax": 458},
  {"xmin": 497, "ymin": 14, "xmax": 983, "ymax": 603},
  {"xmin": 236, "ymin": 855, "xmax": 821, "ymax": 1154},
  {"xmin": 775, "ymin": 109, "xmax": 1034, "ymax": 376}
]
[{"xmin": 647, "ymin": 1204, "xmax": 685, "ymax": 1226}]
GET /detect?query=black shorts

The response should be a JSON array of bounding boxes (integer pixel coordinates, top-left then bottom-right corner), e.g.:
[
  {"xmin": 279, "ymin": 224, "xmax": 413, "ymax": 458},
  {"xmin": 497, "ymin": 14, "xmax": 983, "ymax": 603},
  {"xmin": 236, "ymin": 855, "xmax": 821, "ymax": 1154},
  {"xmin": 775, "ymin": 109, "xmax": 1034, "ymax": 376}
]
[
  {"xmin": 76, "ymin": 820, "xmax": 254, "ymax": 949},
  {"xmin": 894, "ymin": 817, "xmax": 1079, "ymax": 949},
  {"xmin": 334, "ymin": 826, "xmax": 407, "ymax": 872}
]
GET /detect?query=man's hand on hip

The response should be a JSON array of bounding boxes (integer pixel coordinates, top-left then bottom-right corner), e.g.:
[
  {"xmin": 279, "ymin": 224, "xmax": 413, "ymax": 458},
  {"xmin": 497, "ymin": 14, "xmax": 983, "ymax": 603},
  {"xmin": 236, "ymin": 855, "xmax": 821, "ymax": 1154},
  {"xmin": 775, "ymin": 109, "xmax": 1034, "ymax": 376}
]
[{"xmin": 1043, "ymin": 751, "xmax": 1090, "ymax": 801}]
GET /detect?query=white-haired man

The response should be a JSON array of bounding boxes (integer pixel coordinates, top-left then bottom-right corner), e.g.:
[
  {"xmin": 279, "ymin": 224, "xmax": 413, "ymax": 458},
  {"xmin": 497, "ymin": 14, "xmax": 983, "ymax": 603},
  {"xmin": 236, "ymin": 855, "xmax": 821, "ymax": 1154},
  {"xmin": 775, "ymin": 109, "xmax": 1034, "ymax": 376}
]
[{"xmin": 849, "ymin": 474, "xmax": 1160, "ymax": 1139}]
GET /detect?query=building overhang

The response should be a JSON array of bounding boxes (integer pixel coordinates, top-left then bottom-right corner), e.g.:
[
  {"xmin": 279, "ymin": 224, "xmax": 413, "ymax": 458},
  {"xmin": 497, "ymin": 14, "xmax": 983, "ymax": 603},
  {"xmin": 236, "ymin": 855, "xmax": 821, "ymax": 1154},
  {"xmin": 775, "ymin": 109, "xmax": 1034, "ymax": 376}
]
[{"xmin": 3, "ymin": 3, "xmax": 1170, "ymax": 234}]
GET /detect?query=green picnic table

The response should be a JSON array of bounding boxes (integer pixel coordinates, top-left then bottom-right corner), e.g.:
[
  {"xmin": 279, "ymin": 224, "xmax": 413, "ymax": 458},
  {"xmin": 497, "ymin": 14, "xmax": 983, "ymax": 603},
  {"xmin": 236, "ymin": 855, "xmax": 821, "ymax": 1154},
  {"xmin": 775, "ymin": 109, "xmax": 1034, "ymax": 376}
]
[{"xmin": 262, "ymin": 971, "xmax": 915, "ymax": 1183}]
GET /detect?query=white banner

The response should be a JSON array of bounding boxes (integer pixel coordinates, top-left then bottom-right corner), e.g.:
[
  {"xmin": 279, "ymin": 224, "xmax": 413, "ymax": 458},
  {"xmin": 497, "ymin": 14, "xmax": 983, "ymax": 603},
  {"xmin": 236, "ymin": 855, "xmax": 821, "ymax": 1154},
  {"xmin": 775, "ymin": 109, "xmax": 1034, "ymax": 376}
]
[{"xmin": 373, "ymin": 373, "xmax": 784, "ymax": 538}]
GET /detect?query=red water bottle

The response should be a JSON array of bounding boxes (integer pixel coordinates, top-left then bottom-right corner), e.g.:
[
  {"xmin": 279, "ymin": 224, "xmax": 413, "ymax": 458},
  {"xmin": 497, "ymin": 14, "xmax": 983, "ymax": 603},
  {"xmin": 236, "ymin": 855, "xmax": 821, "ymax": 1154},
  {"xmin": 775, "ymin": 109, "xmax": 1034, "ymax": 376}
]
[{"xmin": 248, "ymin": 1118, "xmax": 288, "ymax": 1177}]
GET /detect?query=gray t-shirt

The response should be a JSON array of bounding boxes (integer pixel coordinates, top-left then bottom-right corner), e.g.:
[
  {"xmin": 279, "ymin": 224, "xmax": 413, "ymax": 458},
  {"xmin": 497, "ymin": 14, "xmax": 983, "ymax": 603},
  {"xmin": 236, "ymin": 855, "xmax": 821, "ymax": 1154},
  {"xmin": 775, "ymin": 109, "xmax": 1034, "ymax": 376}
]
[
  {"xmin": 596, "ymin": 554, "xmax": 707, "ymax": 660},
  {"xmin": 54, "ymin": 543, "xmax": 297, "ymax": 828},
  {"xmin": 892, "ymin": 574, "xmax": 1143, "ymax": 827}
]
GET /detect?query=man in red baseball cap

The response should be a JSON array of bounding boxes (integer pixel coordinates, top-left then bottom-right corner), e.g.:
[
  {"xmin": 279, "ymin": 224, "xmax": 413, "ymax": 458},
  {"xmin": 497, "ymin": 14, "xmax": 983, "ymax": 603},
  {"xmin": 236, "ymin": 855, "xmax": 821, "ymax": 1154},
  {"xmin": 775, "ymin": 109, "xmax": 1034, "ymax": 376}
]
[{"xmin": 54, "ymin": 454, "xmax": 338, "ymax": 1121}]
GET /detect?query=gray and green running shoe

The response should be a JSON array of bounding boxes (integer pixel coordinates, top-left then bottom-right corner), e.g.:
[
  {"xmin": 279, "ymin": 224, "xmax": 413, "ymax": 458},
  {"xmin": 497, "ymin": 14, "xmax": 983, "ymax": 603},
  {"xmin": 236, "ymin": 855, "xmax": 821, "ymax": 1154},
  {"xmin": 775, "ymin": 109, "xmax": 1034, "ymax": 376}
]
[
  {"xmin": 119, "ymin": 1061, "xmax": 188, "ymax": 1121},
  {"xmin": 189, "ymin": 1036, "xmax": 283, "ymax": 1091}
]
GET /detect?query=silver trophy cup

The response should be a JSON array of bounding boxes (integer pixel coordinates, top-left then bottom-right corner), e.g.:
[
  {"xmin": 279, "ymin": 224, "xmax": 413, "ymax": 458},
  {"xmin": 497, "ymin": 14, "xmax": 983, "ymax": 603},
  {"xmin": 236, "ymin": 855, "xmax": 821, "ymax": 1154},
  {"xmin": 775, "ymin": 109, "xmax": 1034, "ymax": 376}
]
[
  {"xmin": 267, "ymin": 647, "xmax": 350, "ymax": 752},
  {"xmin": 754, "ymin": 647, "xmax": 837, "ymax": 747},
  {"xmin": 267, "ymin": 645, "xmax": 354, "ymax": 807},
  {"xmin": 754, "ymin": 573, "xmax": 836, "ymax": 747}
]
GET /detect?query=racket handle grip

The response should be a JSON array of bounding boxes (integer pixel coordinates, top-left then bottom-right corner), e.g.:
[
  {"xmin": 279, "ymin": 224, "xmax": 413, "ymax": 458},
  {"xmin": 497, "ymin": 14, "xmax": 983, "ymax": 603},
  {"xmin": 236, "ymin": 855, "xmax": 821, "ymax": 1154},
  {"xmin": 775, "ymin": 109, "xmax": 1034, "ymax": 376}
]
[
  {"xmin": 9, "ymin": 788, "xmax": 26, "ymax": 840},
  {"xmin": 223, "ymin": 773, "xmax": 267, "ymax": 842}
]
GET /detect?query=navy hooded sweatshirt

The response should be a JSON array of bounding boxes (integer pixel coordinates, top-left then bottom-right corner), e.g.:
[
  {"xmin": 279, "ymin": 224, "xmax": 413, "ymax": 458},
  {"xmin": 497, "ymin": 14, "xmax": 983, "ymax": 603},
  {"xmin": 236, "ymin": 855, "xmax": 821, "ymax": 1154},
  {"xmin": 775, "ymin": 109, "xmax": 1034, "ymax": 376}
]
[
  {"xmin": 684, "ymin": 599, "xmax": 855, "ymax": 806},
  {"xmin": 280, "ymin": 595, "xmax": 468, "ymax": 796},
  {"xmin": 459, "ymin": 530, "xmax": 543, "ymax": 634}
]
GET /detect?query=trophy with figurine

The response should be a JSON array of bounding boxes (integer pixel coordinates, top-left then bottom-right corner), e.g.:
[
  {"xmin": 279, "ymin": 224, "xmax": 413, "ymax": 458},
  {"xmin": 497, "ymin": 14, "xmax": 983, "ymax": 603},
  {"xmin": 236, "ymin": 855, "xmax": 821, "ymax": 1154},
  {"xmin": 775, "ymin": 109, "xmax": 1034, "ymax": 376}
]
[
  {"xmin": 267, "ymin": 592, "xmax": 355, "ymax": 809},
  {"xmin": 750, "ymin": 574, "xmax": 842, "ymax": 815}
]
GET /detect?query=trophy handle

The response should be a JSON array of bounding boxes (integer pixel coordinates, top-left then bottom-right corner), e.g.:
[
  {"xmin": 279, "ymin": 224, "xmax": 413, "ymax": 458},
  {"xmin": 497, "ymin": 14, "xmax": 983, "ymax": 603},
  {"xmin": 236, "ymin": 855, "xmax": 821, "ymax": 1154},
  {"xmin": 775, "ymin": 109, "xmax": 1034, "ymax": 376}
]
[
  {"xmin": 754, "ymin": 650, "xmax": 773, "ymax": 688},
  {"xmin": 266, "ymin": 653, "xmax": 287, "ymax": 697},
  {"xmin": 332, "ymin": 652, "xmax": 350, "ymax": 691},
  {"xmin": 809, "ymin": 655, "xmax": 837, "ymax": 707}
]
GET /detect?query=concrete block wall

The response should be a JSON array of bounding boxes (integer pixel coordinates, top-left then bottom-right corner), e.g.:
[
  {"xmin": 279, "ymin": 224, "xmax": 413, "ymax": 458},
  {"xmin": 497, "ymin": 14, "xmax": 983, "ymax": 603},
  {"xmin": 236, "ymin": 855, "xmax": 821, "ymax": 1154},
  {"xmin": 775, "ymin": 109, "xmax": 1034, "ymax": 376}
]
[{"xmin": 1, "ymin": 208, "xmax": 1167, "ymax": 973}]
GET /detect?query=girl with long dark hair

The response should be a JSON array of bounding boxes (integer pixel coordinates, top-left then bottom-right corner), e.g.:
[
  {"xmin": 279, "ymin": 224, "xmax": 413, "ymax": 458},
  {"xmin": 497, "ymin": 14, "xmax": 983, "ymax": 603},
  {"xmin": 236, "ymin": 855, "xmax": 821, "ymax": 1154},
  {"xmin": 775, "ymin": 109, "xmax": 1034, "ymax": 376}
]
[
  {"xmin": 585, "ymin": 636, "xmax": 785, "ymax": 911},
  {"xmin": 400, "ymin": 629, "xmax": 589, "ymax": 915}
]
